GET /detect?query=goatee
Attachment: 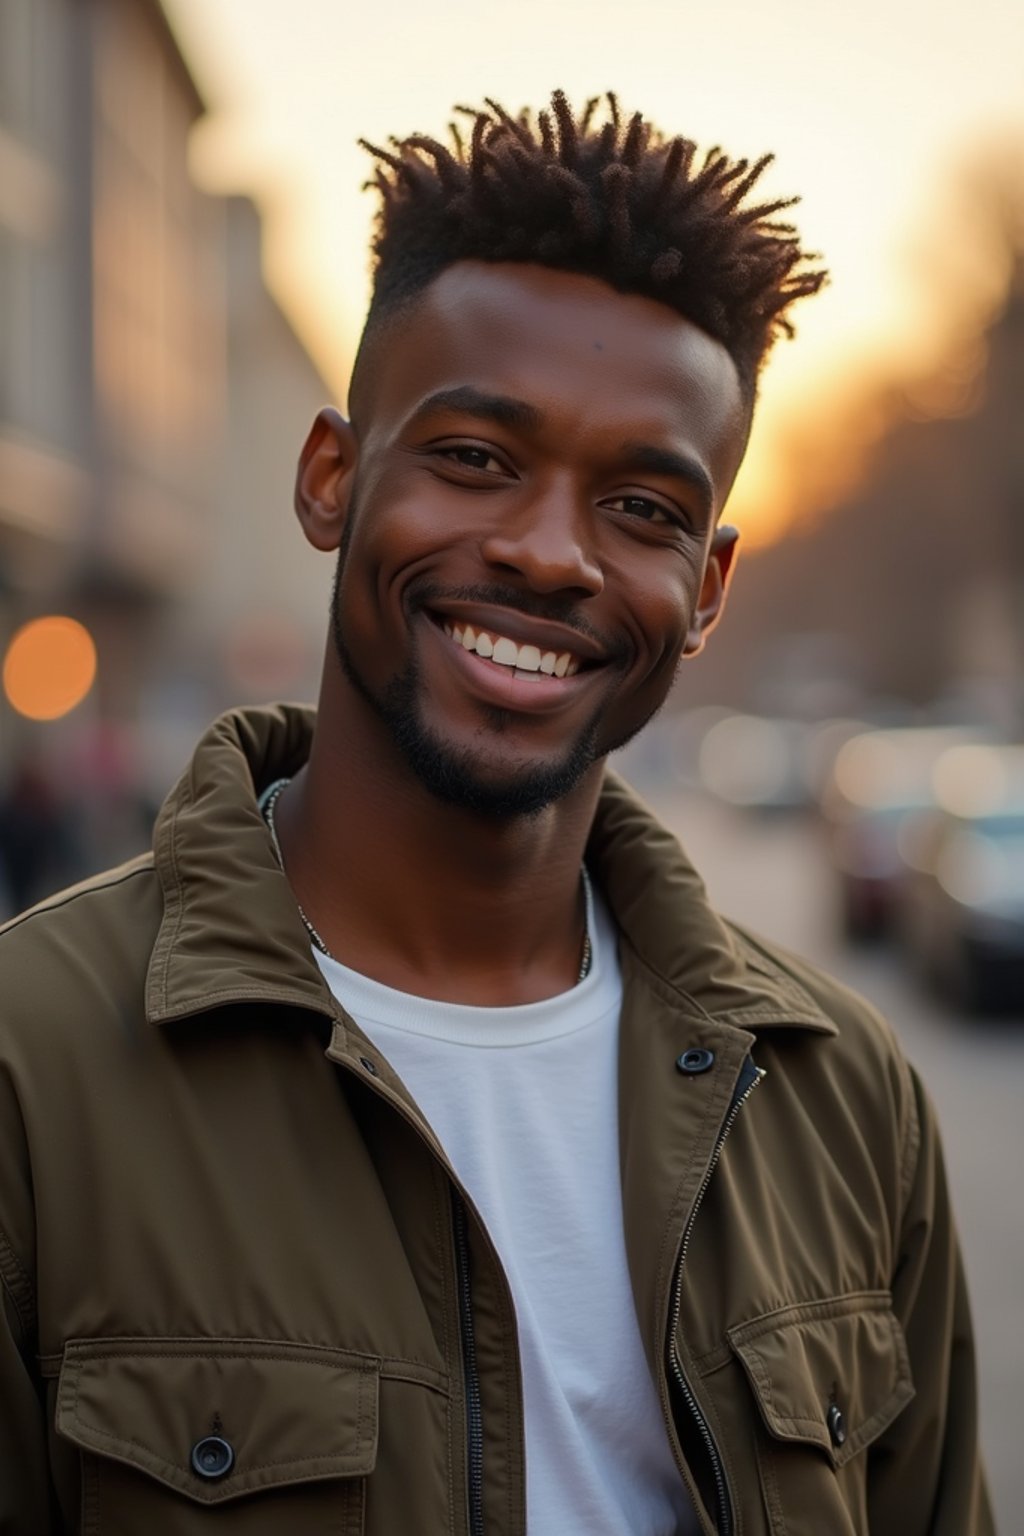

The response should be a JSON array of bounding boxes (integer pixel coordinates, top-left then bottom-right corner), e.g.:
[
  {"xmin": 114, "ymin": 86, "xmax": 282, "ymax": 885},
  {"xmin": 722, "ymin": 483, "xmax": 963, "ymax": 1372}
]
[{"xmin": 328, "ymin": 563, "xmax": 641, "ymax": 818}]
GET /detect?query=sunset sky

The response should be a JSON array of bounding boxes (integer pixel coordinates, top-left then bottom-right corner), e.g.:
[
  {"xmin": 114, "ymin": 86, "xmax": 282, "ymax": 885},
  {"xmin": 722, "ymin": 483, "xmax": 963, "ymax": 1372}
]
[{"xmin": 164, "ymin": 0, "xmax": 1023, "ymax": 541}]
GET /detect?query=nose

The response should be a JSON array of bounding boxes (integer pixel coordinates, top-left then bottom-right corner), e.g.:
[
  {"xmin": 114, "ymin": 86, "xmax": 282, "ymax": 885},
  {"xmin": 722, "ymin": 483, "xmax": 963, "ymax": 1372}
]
[{"xmin": 480, "ymin": 486, "xmax": 604, "ymax": 598}]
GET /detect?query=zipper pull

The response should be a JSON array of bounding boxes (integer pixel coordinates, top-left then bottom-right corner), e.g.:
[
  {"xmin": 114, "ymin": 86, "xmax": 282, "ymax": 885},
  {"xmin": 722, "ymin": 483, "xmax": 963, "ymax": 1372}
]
[{"xmin": 729, "ymin": 1054, "xmax": 765, "ymax": 1116}]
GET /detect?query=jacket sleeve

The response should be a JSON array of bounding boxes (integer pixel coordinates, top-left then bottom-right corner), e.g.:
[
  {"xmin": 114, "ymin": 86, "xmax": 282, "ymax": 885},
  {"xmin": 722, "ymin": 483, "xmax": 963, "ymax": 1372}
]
[
  {"xmin": 0, "ymin": 1268, "xmax": 54, "ymax": 1533},
  {"xmin": 0, "ymin": 1062, "xmax": 56, "ymax": 1533},
  {"xmin": 867, "ymin": 1063, "xmax": 995, "ymax": 1535}
]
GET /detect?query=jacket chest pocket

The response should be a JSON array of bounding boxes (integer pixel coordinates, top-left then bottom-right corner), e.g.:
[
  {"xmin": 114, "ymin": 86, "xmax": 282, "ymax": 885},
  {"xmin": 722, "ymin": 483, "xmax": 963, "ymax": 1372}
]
[
  {"xmin": 727, "ymin": 1292, "xmax": 914, "ymax": 1536},
  {"xmin": 56, "ymin": 1338, "xmax": 379, "ymax": 1535}
]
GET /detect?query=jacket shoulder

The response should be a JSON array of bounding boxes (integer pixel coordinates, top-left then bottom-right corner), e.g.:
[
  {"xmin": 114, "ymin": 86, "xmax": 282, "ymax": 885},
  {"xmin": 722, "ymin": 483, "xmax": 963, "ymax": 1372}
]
[{"xmin": 0, "ymin": 855, "xmax": 160, "ymax": 1045}]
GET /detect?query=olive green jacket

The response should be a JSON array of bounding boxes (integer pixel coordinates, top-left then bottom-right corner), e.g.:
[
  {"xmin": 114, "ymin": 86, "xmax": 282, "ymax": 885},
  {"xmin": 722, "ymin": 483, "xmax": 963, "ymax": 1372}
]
[{"xmin": 0, "ymin": 706, "xmax": 993, "ymax": 1534}]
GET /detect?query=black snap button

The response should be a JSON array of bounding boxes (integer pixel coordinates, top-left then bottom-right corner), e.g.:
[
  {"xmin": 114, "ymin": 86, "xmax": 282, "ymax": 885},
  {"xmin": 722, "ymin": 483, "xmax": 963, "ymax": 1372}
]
[
  {"xmin": 827, "ymin": 1403, "xmax": 847, "ymax": 1447},
  {"xmin": 359, "ymin": 1056, "xmax": 379, "ymax": 1077},
  {"xmin": 191, "ymin": 1435, "xmax": 234, "ymax": 1480},
  {"xmin": 676, "ymin": 1048, "xmax": 715, "ymax": 1075}
]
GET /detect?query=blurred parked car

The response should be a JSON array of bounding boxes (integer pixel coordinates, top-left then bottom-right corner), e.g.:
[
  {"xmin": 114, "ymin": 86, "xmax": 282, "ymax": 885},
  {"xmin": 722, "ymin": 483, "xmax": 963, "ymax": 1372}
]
[
  {"xmin": 899, "ymin": 744, "xmax": 1024, "ymax": 1013},
  {"xmin": 698, "ymin": 714, "xmax": 812, "ymax": 811},
  {"xmin": 694, "ymin": 712, "xmax": 875, "ymax": 814},
  {"xmin": 820, "ymin": 726, "xmax": 979, "ymax": 942}
]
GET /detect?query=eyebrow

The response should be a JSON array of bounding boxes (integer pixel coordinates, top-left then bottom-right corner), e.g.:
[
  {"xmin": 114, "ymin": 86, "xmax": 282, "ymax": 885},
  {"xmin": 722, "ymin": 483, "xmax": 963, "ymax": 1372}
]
[
  {"xmin": 621, "ymin": 443, "xmax": 715, "ymax": 519},
  {"xmin": 409, "ymin": 386, "xmax": 544, "ymax": 434}
]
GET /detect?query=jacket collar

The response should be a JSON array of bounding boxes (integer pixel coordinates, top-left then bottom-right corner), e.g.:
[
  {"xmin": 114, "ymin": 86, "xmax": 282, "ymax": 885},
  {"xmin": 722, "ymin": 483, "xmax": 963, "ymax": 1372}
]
[
  {"xmin": 587, "ymin": 773, "xmax": 837, "ymax": 1035},
  {"xmin": 146, "ymin": 705, "xmax": 836, "ymax": 1036},
  {"xmin": 147, "ymin": 705, "xmax": 331, "ymax": 1025}
]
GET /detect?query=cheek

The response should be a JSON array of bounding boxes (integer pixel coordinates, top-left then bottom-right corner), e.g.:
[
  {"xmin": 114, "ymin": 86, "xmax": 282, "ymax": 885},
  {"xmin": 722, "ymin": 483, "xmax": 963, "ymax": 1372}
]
[
  {"xmin": 612, "ymin": 546, "xmax": 704, "ymax": 673},
  {"xmin": 334, "ymin": 473, "xmax": 461, "ymax": 671},
  {"xmin": 348, "ymin": 463, "xmax": 472, "ymax": 572},
  {"xmin": 339, "ymin": 477, "xmax": 431, "ymax": 598}
]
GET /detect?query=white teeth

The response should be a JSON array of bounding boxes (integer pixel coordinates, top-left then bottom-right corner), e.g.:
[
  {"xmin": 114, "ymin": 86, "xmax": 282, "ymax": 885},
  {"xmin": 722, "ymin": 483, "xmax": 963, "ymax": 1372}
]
[
  {"xmin": 441, "ymin": 619, "xmax": 582, "ymax": 679},
  {"xmin": 492, "ymin": 637, "xmax": 519, "ymax": 666}
]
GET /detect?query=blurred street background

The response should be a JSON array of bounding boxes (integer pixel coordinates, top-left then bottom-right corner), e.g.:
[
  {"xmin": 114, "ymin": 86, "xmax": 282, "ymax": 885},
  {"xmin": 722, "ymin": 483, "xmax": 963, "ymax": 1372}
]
[{"xmin": 2, "ymin": 0, "xmax": 1023, "ymax": 1526}]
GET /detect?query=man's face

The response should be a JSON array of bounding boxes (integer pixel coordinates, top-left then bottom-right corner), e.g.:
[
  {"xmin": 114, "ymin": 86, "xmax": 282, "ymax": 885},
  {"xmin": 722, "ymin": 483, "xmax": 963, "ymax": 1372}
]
[{"xmin": 314, "ymin": 261, "xmax": 747, "ymax": 816}]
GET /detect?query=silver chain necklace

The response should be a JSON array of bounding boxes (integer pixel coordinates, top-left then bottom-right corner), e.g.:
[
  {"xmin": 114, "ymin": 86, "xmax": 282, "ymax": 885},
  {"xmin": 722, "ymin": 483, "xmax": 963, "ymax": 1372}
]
[{"xmin": 259, "ymin": 776, "xmax": 593, "ymax": 984}]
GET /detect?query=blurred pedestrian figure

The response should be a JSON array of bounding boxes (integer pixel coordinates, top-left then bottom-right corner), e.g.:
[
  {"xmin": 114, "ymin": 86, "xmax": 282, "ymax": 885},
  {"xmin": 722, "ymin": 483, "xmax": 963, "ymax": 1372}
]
[{"xmin": 0, "ymin": 759, "xmax": 76, "ymax": 917}]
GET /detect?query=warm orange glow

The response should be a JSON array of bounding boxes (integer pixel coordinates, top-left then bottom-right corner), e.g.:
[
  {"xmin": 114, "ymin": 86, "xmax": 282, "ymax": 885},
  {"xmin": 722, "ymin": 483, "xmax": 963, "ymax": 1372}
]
[{"xmin": 3, "ymin": 617, "xmax": 98, "ymax": 721}]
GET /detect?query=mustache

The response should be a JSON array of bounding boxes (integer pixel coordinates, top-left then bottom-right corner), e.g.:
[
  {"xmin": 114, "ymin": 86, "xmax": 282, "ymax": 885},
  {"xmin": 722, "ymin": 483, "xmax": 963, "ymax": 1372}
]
[{"xmin": 407, "ymin": 580, "xmax": 625, "ymax": 658}]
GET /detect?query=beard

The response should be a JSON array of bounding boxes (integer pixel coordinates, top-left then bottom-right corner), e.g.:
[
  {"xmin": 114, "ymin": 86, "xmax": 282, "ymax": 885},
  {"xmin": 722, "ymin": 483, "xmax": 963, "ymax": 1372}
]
[{"xmin": 329, "ymin": 544, "xmax": 646, "ymax": 818}]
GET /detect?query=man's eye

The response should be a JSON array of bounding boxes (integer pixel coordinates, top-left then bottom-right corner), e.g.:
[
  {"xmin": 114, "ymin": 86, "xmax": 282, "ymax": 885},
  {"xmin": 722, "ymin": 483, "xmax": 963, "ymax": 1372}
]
[
  {"xmin": 608, "ymin": 494, "xmax": 674, "ymax": 526},
  {"xmin": 438, "ymin": 445, "xmax": 504, "ymax": 473}
]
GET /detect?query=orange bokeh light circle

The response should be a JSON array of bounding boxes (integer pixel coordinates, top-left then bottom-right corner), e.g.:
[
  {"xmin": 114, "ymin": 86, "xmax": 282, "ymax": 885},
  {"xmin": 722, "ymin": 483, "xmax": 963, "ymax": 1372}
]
[{"xmin": 2, "ymin": 616, "xmax": 98, "ymax": 721}]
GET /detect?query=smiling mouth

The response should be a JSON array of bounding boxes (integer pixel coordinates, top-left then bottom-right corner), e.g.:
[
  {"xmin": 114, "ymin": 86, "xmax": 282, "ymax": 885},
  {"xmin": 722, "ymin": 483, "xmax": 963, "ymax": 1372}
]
[{"xmin": 437, "ymin": 618, "xmax": 584, "ymax": 681}]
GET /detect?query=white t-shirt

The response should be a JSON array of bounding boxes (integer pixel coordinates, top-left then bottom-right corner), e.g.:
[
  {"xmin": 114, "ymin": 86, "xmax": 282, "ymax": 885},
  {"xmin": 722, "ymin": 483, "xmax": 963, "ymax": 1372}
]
[{"xmin": 315, "ymin": 880, "xmax": 696, "ymax": 1536}]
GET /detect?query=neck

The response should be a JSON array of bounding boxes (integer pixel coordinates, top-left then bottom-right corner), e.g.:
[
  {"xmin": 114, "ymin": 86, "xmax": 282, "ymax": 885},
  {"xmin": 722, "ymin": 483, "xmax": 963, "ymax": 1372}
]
[{"xmin": 273, "ymin": 657, "xmax": 604, "ymax": 1006}]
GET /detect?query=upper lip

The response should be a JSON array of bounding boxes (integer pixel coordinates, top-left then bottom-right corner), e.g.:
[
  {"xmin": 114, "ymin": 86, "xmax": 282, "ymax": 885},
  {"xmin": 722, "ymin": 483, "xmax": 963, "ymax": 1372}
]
[{"xmin": 425, "ymin": 603, "xmax": 610, "ymax": 664}]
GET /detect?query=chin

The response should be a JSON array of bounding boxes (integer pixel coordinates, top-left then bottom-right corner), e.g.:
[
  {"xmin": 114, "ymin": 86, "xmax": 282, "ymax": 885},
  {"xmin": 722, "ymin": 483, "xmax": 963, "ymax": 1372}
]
[
  {"xmin": 335, "ymin": 626, "xmax": 632, "ymax": 816},
  {"xmin": 401, "ymin": 733, "xmax": 599, "ymax": 819}
]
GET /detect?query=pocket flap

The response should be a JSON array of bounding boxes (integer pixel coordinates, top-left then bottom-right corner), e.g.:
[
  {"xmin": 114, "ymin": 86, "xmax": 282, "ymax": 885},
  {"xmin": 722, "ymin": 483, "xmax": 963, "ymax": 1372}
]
[
  {"xmin": 56, "ymin": 1338, "xmax": 379, "ymax": 1504},
  {"xmin": 727, "ymin": 1292, "xmax": 914, "ymax": 1468}
]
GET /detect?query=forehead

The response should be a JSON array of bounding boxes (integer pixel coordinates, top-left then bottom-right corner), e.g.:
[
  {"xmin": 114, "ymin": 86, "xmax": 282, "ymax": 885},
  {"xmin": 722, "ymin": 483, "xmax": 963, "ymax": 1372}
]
[{"xmin": 362, "ymin": 262, "xmax": 748, "ymax": 486}]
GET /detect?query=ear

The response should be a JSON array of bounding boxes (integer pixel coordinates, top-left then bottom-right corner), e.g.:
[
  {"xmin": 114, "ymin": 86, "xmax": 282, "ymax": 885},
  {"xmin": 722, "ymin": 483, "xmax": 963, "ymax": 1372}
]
[
  {"xmin": 682, "ymin": 524, "xmax": 739, "ymax": 656},
  {"xmin": 294, "ymin": 406, "xmax": 358, "ymax": 552}
]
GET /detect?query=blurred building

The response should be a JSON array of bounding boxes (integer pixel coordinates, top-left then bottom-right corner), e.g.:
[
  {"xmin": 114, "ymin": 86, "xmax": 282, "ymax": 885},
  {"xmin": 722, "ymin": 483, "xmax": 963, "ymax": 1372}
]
[
  {"xmin": 1, "ymin": 0, "xmax": 223, "ymax": 706},
  {"xmin": 1, "ymin": 0, "xmax": 90, "ymax": 585},
  {"xmin": 0, "ymin": 0, "xmax": 333, "ymax": 897},
  {"xmin": 144, "ymin": 194, "xmax": 334, "ymax": 782}
]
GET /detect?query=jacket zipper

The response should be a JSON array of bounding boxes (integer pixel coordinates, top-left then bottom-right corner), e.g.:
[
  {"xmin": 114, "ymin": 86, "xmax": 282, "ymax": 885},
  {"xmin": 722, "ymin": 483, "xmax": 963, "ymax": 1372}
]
[
  {"xmin": 452, "ymin": 1189, "xmax": 485, "ymax": 1536},
  {"xmin": 668, "ymin": 1055, "xmax": 765, "ymax": 1536},
  {"xmin": 330, "ymin": 1042, "xmax": 496, "ymax": 1536}
]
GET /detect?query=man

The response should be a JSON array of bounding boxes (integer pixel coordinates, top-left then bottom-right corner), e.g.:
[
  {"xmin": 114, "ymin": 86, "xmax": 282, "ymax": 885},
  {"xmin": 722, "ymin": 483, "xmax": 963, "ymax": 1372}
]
[{"xmin": 0, "ymin": 93, "xmax": 992, "ymax": 1534}]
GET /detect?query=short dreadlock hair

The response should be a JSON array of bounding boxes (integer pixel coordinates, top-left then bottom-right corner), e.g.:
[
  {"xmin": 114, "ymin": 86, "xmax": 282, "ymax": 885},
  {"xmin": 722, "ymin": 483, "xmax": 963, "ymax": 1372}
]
[{"xmin": 354, "ymin": 91, "xmax": 825, "ymax": 406}]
